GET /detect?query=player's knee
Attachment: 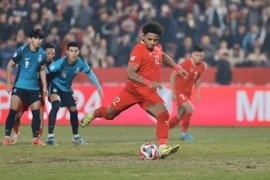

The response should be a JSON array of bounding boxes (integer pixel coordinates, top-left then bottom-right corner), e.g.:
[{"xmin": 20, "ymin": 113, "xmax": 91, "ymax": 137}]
[
  {"xmin": 51, "ymin": 100, "xmax": 61, "ymax": 112},
  {"xmin": 157, "ymin": 111, "xmax": 170, "ymax": 122},
  {"xmin": 69, "ymin": 110, "xmax": 78, "ymax": 117},
  {"xmin": 107, "ymin": 111, "xmax": 115, "ymax": 120}
]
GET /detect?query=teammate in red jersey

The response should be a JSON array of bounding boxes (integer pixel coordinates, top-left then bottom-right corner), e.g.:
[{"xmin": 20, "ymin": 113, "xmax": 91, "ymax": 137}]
[
  {"xmin": 11, "ymin": 43, "xmax": 55, "ymax": 144},
  {"xmin": 169, "ymin": 45, "xmax": 206, "ymax": 141},
  {"xmin": 81, "ymin": 21, "xmax": 189, "ymax": 159}
]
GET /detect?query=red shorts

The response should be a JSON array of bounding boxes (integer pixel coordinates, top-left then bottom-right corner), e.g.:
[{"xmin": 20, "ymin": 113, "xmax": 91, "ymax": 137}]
[
  {"xmin": 110, "ymin": 88, "xmax": 165, "ymax": 111},
  {"xmin": 18, "ymin": 94, "xmax": 45, "ymax": 112},
  {"xmin": 176, "ymin": 91, "xmax": 191, "ymax": 106}
]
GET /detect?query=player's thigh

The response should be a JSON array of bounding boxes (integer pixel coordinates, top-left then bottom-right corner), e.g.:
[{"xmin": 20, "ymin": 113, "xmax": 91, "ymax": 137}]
[
  {"xmin": 180, "ymin": 101, "xmax": 194, "ymax": 113},
  {"xmin": 67, "ymin": 106, "xmax": 77, "ymax": 112},
  {"xmin": 59, "ymin": 91, "xmax": 76, "ymax": 108},
  {"xmin": 50, "ymin": 94, "xmax": 60, "ymax": 102},
  {"xmin": 109, "ymin": 89, "xmax": 138, "ymax": 111},
  {"xmin": 107, "ymin": 89, "xmax": 138, "ymax": 117},
  {"xmin": 48, "ymin": 82, "xmax": 61, "ymax": 102},
  {"xmin": 176, "ymin": 93, "xmax": 193, "ymax": 114},
  {"xmin": 141, "ymin": 93, "xmax": 167, "ymax": 117},
  {"xmin": 10, "ymin": 88, "xmax": 25, "ymax": 110},
  {"xmin": 27, "ymin": 90, "xmax": 42, "ymax": 110}
]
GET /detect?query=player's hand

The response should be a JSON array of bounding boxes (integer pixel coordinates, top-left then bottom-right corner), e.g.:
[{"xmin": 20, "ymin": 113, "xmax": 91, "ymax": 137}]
[
  {"xmin": 148, "ymin": 81, "xmax": 163, "ymax": 89},
  {"xmin": 172, "ymin": 92, "xmax": 177, "ymax": 101},
  {"xmin": 177, "ymin": 68, "xmax": 189, "ymax": 79},
  {"xmin": 43, "ymin": 88, "xmax": 48, "ymax": 97},
  {"xmin": 98, "ymin": 90, "xmax": 104, "ymax": 99},
  {"xmin": 196, "ymin": 94, "xmax": 200, "ymax": 103},
  {"xmin": 6, "ymin": 82, "xmax": 12, "ymax": 94}
]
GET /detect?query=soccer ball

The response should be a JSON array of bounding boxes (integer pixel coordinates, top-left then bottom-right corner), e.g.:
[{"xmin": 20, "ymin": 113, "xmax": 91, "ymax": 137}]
[{"xmin": 139, "ymin": 142, "xmax": 158, "ymax": 160}]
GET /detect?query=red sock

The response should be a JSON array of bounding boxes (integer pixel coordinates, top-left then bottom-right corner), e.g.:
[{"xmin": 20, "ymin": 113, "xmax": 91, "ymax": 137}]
[
  {"xmin": 13, "ymin": 125, "xmax": 19, "ymax": 134},
  {"xmin": 182, "ymin": 112, "xmax": 192, "ymax": 133},
  {"xmin": 169, "ymin": 116, "xmax": 182, "ymax": 129},
  {"xmin": 93, "ymin": 107, "xmax": 110, "ymax": 119},
  {"xmin": 156, "ymin": 111, "xmax": 169, "ymax": 146},
  {"xmin": 38, "ymin": 128, "xmax": 43, "ymax": 139}
]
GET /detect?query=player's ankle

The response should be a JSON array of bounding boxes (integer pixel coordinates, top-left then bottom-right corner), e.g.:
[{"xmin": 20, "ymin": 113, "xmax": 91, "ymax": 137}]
[{"xmin": 47, "ymin": 134, "xmax": 54, "ymax": 138}]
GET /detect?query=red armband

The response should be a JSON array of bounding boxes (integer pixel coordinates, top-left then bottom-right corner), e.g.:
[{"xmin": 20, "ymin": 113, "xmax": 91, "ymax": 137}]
[
  {"xmin": 173, "ymin": 64, "xmax": 182, "ymax": 72},
  {"xmin": 143, "ymin": 79, "xmax": 150, "ymax": 85}
]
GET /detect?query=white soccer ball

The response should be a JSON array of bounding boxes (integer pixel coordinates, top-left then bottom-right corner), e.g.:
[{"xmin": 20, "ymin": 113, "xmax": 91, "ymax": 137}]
[{"xmin": 139, "ymin": 142, "xmax": 158, "ymax": 160}]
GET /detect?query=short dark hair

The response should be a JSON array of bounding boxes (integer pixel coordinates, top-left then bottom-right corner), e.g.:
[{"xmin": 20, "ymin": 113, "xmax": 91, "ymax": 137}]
[
  {"xmin": 67, "ymin": 42, "xmax": 79, "ymax": 49},
  {"xmin": 192, "ymin": 45, "xmax": 204, "ymax": 52},
  {"xmin": 43, "ymin": 43, "xmax": 55, "ymax": 50},
  {"xmin": 28, "ymin": 28, "xmax": 44, "ymax": 39},
  {"xmin": 142, "ymin": 21, "xmax": 164, "ymax": 36}
]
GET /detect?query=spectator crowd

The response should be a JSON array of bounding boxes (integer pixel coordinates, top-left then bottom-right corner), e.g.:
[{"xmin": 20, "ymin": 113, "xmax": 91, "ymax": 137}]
[{"xmin": 0, "ymin": 0, "xmax": 269, "ymax": 71}]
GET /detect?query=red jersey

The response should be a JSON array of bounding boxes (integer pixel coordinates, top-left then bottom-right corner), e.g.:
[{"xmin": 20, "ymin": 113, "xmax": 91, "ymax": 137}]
[
  {"xmin": 175, "ymin": 58, "xmax": 206, "ymax": 96},
  {"xmin": 126, "ymin": 42, "xmax": 163, "ymax": 94}
]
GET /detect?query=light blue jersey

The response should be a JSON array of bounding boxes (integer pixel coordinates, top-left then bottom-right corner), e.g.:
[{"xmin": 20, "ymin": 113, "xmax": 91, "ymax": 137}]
[
  {"xmin": 47, "ymin": 56, "xmax": 102, "ymax": 92},
  {"xmin": 12, "ymin": 44, "xmax": 46, "ymax": 90}
]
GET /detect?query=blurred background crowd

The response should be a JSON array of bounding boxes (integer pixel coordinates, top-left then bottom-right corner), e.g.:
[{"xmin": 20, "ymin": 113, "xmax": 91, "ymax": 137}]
[{"xmin": 0, "ymin": 0, "xmax": 269, "ymax": 71}]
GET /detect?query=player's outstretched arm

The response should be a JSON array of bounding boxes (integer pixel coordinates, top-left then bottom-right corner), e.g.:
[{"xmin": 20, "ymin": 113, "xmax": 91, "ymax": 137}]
[
  {"xmin": 39, "ymin": 64, "xmax": 48, "ymax": 96},
  {"xmin": 6, "ymin": 60, "xmax": 16, "ymax": 93},
  {"xmin": 162, "ymin": 52, "xmax": 188, "ymax": 78},
  {"xmin": 127, "ymin": 64, "xmax": 162, "ymax": 89},
  {"xmin": 86, "ymin": 70, "xmax": 104, "ymax": 99},
  {"xmin": 195, "ymin": 77, "xmax": 201, "ymax": 103},
  {"xmin": 170, "ymin": 71, "xmax": 177, "ymax": 101}
]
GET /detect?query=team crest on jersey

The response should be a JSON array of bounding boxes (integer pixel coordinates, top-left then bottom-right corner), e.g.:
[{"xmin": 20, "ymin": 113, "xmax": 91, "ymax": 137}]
[
  {"xmin": 53, "ymin": 88, "xmax": 57, "ymax": 93},
  {"xmin": 61, "ymin": 71, "xmax": 68, "ymax": 79},
  {"xmin": 75, "ymin": 67, "xmax": 80, "ymax": 74},
  {"xmin": 130, "ymin": 56, "xmax": 135, "ymax": 61},
  {"xmin": 13, "ymin": 52, "xmax": 17, "ymax": 58},
  {"xmin": 38, "ymin": 55, "xmax": 42, "ymax": 62},
  {"xmin": 13, "ymin": 88, "xmax": 17, "ymax": 93}
]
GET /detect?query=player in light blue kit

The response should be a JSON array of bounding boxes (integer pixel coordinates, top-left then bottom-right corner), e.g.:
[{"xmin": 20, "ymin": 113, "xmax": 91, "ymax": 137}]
[
  {"xmin": 3, "ymin": 28, "xmax": 48, "ymax": 146},
  {"xmin": 46, "ymin": 42, "xmax": 103, "ymax": 145}
]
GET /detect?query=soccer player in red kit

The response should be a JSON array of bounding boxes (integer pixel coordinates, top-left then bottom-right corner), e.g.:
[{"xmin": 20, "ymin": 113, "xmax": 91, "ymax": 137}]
[
  {"xmin": 81, "ymin": 21, "xmax": 189, "ymax": 159},
  {"xmin": 11, "ymin": 43, "xmax": 56, "ymax": 144},
  {"xmin": 169, "ymin": 45, "xmax": 206, "ymax": 141}
]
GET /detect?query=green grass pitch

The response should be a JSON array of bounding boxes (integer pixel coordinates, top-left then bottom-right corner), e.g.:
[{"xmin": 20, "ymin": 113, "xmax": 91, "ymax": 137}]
[{"xmin": 0, "ymin": 125, "xmax": 269, "ymax": 180}]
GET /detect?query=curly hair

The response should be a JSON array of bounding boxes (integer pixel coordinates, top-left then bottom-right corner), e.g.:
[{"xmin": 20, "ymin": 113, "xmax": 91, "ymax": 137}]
[{"xmin": 142, "ymin": 21, "xmax": 164, "ymax": 36}]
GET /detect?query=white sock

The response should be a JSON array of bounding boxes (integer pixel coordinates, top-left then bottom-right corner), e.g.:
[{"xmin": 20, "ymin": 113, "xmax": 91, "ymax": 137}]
[
  {"xmin": 182, "ymin": 133, "xmax": 187, "ymax": 136},
  {"xmin": 47, "ymin": 134, "xmax": 54, "ymax": 138},
  {"xmin": 73, "ymin": 134, "xmax": 80, "ymax": 138},
  {"xmin": 5, "ymin": 136, "xmax": 10, "ymax": 139},
  {"xmin": 159, "ymin": 144, "xmax": 167, "ymax": 152}
]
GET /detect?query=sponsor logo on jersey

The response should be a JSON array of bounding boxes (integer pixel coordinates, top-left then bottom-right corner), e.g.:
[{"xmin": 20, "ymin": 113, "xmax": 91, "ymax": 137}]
[
  {"xmin": 61, "ymin": 71, "xmax": 68, "ymax": 79},
  {"xmin": 38, "ymin": 55, "xmax": 42, "ymax": 62},
  {"xmin": 75, "ymin": 67, "xmax": 80, "ymax": 74}
]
